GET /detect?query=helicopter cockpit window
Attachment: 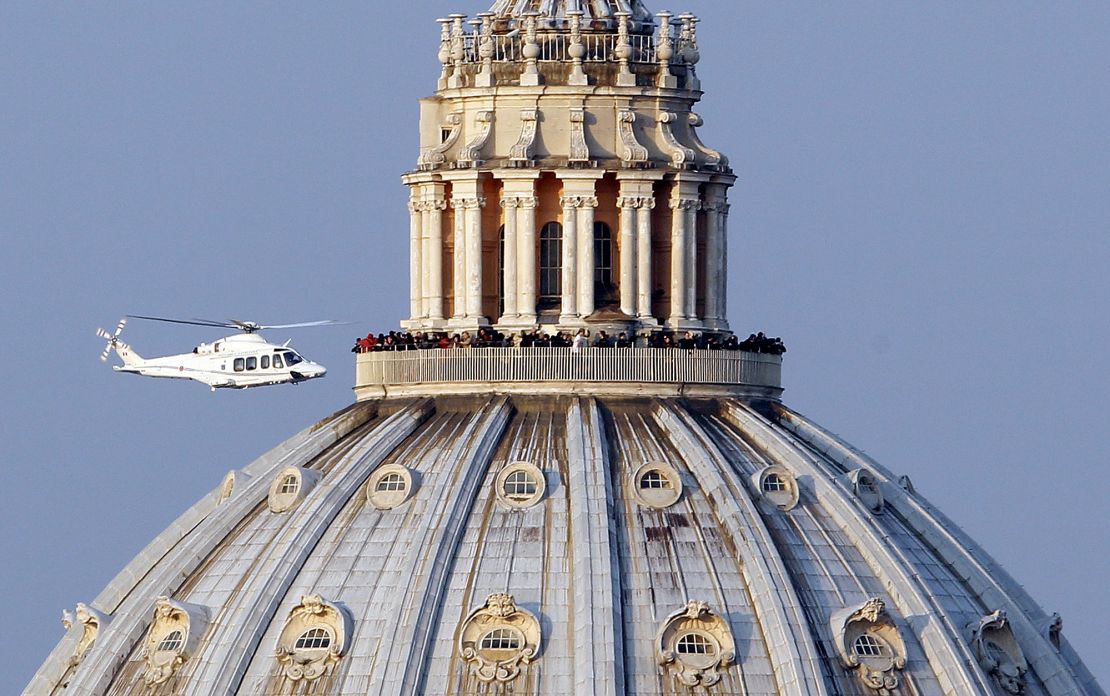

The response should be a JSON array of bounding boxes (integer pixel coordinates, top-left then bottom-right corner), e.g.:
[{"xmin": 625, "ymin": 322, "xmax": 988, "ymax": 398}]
[
  {"xmin": 234, "ymin": 358, "xmax": 245, "ymax": 372},
  {"xmin": 284, "ymin": 351, "xmax": 303, "ymax": 366},
  {"xmin": 261, "ymin": 355, "xmax": 270, "ymax": 369},
  {"xmin": 273, "ymin": 354, "xmax": 284, "ymax": 369},
  {"xmin": 246, "ymin": 357, "xmax": 257, "ymax": 371}
]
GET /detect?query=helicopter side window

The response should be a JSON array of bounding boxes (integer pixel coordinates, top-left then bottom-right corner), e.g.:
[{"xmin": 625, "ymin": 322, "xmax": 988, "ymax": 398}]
[
  {"xmin": 284, "ymin": 351, "xmax": 303, "ymax": 366},
  {"xmin": 246, "ymin": 357, "xmax": 257, "ymax": 371},
  {"xmin": 261, "ymin": 355, "xmax": 270, "ymax": 369},
  {"xmin": 273, "ymin": 354, "xmax": 284, "ymax": 369},
  {"xmin": 234, "ymin": 358, "xmax": 245, "ymax": 372}
]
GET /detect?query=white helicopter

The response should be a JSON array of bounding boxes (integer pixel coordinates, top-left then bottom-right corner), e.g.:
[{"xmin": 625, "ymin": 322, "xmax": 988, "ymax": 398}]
[{"xmin": 96, "ymin": 315, "xmax": 335, "ymax": 390}]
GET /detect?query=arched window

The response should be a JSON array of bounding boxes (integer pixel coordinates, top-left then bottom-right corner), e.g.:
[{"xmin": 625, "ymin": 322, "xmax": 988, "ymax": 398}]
[
  {"xmin": 295, "ymin": 627, "xmax": 333, "ymax": 650},
  {"xmin": 539, "ymin": 222, "xmax": 562, "ymax": 306},
  {"xmin": 376, "ymin": 472, "xmax": 406, "ymax": 492},
  {"xmin": 279, "ymin": 475, "xmax": 299, "ymax": 495},
  {"xmin": 156, "ymin": 630, "xmax": 184, "ymax": 653},
  {"xmin": 503, "ymin": 470, "xmax": 538, "ymax": 499},
  {"xmin": 593, "ymin": 222, "xmax": 613, "ymax": 285},
  {"xmin": 676, "ymin": 632, "xmax": 716, "ymax": 657},
  {"xmin": 762, "ymin": 473, "xmax": 787, "ymax": 493},
  {"xmin": 639, "ymin": 469, "xmax": 672, "ymax": 490}
]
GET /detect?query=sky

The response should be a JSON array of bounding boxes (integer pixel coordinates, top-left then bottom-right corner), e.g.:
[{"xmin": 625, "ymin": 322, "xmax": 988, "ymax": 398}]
[{"xmin": 2, "ymin": 0, "xmax": 1107, "ymax": 689}]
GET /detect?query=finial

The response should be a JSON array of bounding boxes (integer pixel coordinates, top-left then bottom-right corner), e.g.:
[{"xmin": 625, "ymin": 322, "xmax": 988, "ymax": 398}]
[
  {"xmin": 567, "ymin": 11, "xmax": 588, "ymax": 86},
  {"xmin": 448, "ymin": 14, "xmax": 467, "ymax": 89},
  {"xmin": 475, "ymin": 12, "xmax": 496, "ymax": 88},
  {"xmin": 614, "ymin": 11, "xmax": 636, "ymax": 87},
  {"xmin": 520, "ymin": 12, "xmax": 543, "ymax": 86},
  {"xmin": 656, "ymin": 11, "xmax": 678, "ymax": 88},
  {"xmin": 677, "ymin": 13, "xmax": 700, "ymax": 90},
  {"xmin": 436, "ymin": 18, "xmax": 452, "ymax": 90}
]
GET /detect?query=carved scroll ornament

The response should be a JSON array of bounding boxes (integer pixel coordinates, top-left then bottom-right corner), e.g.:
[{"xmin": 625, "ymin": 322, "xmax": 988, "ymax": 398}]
[
  {"xmin": 418, "ymin": 112, "xmax": 463, "ymax": 170},
  {"xmin": 457, "ymin": 111, "xmax": 495, "ymax": 167},
  {"xmin": 274, "ymin": 595, "xmax": 352, "ymax": 682},
  {"xmin": 968, "ymin": 610, "xmax": 1029, "ymax": 694},
  {"xmin": 656, "ymin": 600, "xmax": 736, "ymax": 687},
  {"xmin": 617, "ymin": 109, "xmax": 649, "ymax": 164},
  {"xmin": 830, "ymin": 598, "xmax": 907, "ymax": 695},
  {"xmin": 659, "ymin": 112, "xmax": 696, "ymax": 168},
  {"xmin": 459, "ymin": 593, "xmax": 541, "ymax": 683}
]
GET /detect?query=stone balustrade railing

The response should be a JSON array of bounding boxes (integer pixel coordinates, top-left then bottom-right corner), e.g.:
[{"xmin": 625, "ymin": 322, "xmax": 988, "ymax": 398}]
[
  {"xmin": 354, "ymin": 348, "xmax": 782, "ymax": 399},
  {"xmin": 462, "ymin": 31, "xmax": 658, "ymax": 65}
]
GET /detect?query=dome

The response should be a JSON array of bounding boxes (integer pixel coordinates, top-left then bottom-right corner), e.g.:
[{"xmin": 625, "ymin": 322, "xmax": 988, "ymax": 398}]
[
  {"xmin": 23, "ymin": 1, "xmax": 1105, "ymax": 695},
  {"xmin": 27, "ymin": 393, "xmax": 1104, "ymax": 695}
]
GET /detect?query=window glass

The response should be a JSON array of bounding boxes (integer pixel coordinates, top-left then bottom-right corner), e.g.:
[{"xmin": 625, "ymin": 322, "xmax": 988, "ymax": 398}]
[
  {"xmin": 763, "ymin": 473, "xmax": 787, "ymax": 492},
  {"xmin": 479, "ymin": 628, "xmax": 521, "ymax": 651},
  {"xmin": 273, "ymin": 354, "xmax": 284, "ymax": 368},
  {"xmin": 246, "ymin": 356, "xmax": 257, "ymax": 370},
  {"xmin": 639, "ymin": 470, "xmax": 672, "ymax": 489},
  {"xmin": 594, "ymin": 222, "xmax": 613, "ymax": 284},
  {"xmin": 233, "ymin": 358, "xmax": 245, "ymax": 372},
  {"xmin": 156, "ymin": 630, "xmax": 184, "ymax": 652},
  {"xmin": 853, "ymin": 633, "xmax": 890, "ymax": 658},
  {"xmin": 284, "ymin": 351, "xmax": 303, "ymax": 366},
  {"xmin": 279, "ymin": 475, "xmax": 299, "ymax": 495},
  {"xmin": 261, "ymin": 355, "xmax": 270, "ymax": 369},
  {"xmin": 504, "ymin": 470, "xmax": 538, "ymax": 499},
  {"xmin": 676, "ymin": 632, "xmax": 715, "ymax": 656},
  {"xmin": 539, "ymin": 222, "xmax": 562, "ymax": 303},
  {"xmin": 376, "ymin": 473, "xmax": 406, "ymax": 492},
  {"xmin": 295, "ymin": 627, "xmax": 332, "ymax": 650}
]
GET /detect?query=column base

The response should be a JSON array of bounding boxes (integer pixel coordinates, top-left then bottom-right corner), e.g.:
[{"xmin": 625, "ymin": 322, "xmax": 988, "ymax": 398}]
[
  {"xmin": 665, "ymin": 317, "xmax": 705, "ymax": 332},
  {"xmin": 446, "ymin": 316, "xmax": 490, "ymax": 333},
  {"xmin": 495, "ymin": 315, "xmax": 539, "ymax": 333}
]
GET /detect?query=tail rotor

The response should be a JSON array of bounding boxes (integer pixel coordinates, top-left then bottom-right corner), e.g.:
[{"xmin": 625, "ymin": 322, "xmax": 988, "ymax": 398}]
[{"xmin": 97, "ymin": 317, "xmax": 128, "ymax": 362}]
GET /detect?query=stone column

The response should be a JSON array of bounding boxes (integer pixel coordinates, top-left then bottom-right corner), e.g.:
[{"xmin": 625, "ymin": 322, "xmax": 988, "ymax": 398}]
[
  {"xmin": 669, "ymin": 198, "xmax": 688, "ymax": 325},
  {"xmin": 517, "ymin": 197, "xmax": 538, "ymax": 324},
  {"xmin": 408, "ymin": 197, "xmax": 424, "ymax": 320},
  {"xmin": 425, "ymin": 196, "xmax": 446, "ymax": 323},
  {"xmin": 451, "ymin": 198, "xmax": 466, "ymax": 320},
  {"xmin": 560, "ymin": 195, "xmax": 580, "ymax": 322},
  {"xmin": 717, "ymin": 201, "xmax": 731, "ymax": 329},
  {"xmin": 684, "ymin": 200, "xmax": 698, "ymax": 320},
  {"xmin": 618, "ymin": 196, "xmax": 637, "ymax": 316},
  {"xmin": 577, "ymin": 196, "xmax": 598, "ymax": 318},
  {"xmin": 464, "ymin": 197, "xmax": 485, "ymax": 319},
  {"xmin": 702, "ymin": 197, "xmax": 722, "ymax": 325},
  {"xmin": 636, "ymin": 201, "xmax": 654, "ymax": 321},
  {"xmin": 500, "ymin": 197, "xmax": 519, "ymax": 320}
]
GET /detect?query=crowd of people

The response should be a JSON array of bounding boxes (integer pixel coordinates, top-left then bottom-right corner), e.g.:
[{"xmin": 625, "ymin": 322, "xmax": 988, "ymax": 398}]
[{"xmin": 352, "ymin": 328, "xmax": 786, "ymax": 355}]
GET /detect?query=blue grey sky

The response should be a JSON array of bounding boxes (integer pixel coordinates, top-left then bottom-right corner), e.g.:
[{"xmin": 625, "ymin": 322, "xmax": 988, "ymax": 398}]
[{"xmin": 2, "ymin": 0, "xmax": 1107, "ymax": 687}]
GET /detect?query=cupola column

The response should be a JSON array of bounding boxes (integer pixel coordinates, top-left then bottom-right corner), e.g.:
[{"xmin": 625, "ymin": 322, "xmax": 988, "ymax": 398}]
[
  {"xmin": 445, "ymin": 173, "xmax": 488, "ymax": 328},
  {"xmin": 703, "ymin": 181, "xmax": 732, "ymax": 330},
  {"xmin": 617, "ymin": 196, "xmax": 637, "ymax": 317},
  {"xmin": 617, "ymin": 173, "xmax": 663, "ymax": 324},
  {"xmin": 559, "ymin": 173, "xmax": 604, "ymax": 326},
  {"xmin": 669, "ymin": 179, "xmax": 703, "ymax": 327},
  {"xmin": 495, "ymin": 171, "xmax": 541, "ymax": 329},
  {"xmin": 424, "ymin": 191, "xmax": 447, "ymax": 324},
  {"xmin": 407, "ymin": 196, "xmax": 423, "ymax": 320}
]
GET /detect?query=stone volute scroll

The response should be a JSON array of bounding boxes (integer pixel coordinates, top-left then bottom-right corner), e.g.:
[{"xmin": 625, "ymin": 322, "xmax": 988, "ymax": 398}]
[
  {"xmin": 274, "ymin": 594, "xmax": 353, "ymax": 682},
  {"xmin": 509, "ymin": 109, "xmax": 540, "ymax": 165},
  {"xmin": 617, "ymin": 109, "xmax": 649, "ymax": 165},
  {"xmin": 687, "ymin": 113, "xmax": 727, "ymax": 169},
  {"xmin": 458, "ymin": 593, "xmax": 541, "ymax": 683},
  {"xmin": 418, "ymin": 112, "xmax": 463, "ymax": 170},
  {"xmin": 830, "ymin": 598, "xmax": 907, "ymax": 695},
  {"xmin": 457, "ymin": 110, "xmax": 495, "ymax": 167},
  {"xmin": 656, "ymin": 600, "xmax": 736, "ymax": 687},
  {"xmin": 967, "ymin": 610, "xmax": 1029, "ymax": 694},
  {"xmin": 61, "ymin": 602, "xmax": 109, "ymax": 668},
  {"xmin": 659, "ymin": 112, "xmax": 695, "ymax": 169},
  {"xmin": 140, "ymin": 596, "xmax": 209, "ymax": 686},
  {"xmin": 568, "ymin": 107, "xmax": 591, "ymax": 164}
]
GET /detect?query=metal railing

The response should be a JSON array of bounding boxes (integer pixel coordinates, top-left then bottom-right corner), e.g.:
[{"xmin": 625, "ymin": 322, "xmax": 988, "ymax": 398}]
[{"xmin": 355, "ymin": 348, "xmax": 781, "ymax": 390}]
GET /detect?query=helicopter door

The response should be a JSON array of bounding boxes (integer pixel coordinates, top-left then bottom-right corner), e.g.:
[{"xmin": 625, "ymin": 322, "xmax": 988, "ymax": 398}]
[{"xmin": 273, "ymin": 354, "xmax": 284, "ymax": 369}]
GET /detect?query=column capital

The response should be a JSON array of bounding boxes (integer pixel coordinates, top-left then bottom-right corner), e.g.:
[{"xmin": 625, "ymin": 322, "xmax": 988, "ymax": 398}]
[
  {"xmin": 618, "ymin": 196, "xmax": 656, "ymax": 210},
  {"xmin": 670, "ymin": 198, "xmax": 701, "ymax": 211},
  {"xmin": 560, "ymin": 195, "xmax": 595, "ymax": 208},
  {"xmin": 451, "ymin": 196, "xmax": 486, "ymax": 210},
  {"xmin": 500, "ymin": 196, "xmax": 538, "ymax": 209}
]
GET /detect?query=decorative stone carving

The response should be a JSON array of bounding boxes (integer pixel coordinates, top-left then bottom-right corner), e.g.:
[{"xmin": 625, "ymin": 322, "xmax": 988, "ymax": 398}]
[
  {"xmin": 62, "ymin": 603, "xmax": 109, "ymax": 668},
  {"xmin": 520, "ymin": 13, "xmax": 542, "ymax": 86},
  {"xmin": 659, "ymin": 112, "xmax": 695, "ymax": 168},
  {"xmin": 268, "ymin": 466, "xmax": 321, "ymax": 513},
  {"xmin": 1042, "ymin": 612, "xmax": 1063, "ymax": 648},
  {"xmin": 567, "ymin": 11, "xmax": 589, "ymax": 86},
  {"xmin": 848, "ymin": 468, "xmax": 884, "ymax": 513},
  {"xmin": 967, "ymin": 610, "xmax": 1028, "ymax": 694},
  {"xmin": 448, "ymin": 14, "xmax": 467, "ymax": 89},
  {"xmin": 656, "ymin": 11, "xmax": 677, "ymax": 89},
  {"xmin": 275, "ymin": 595, "xmax": 352, "ymax": 683},
  {"xmin": 141, "ymin": 597, "xmax": 208, "ymax": 686},
  {"xmin": 475, "ymin": 12, "xmax": 496, "ymax": 87},
  {"xmin": 614, "ymin": 11, "xmax": 636, "ymax": 86},
  {"xmin": 418, "ymin": 112, "xmax": 463, "ymax": 170},
  {"xmin": 459, "ymin": 593, "xmax": 541, "ymax": 683},
  {"xmin": 656, "ymin": 600, "xmax": 736, "ymax": 687},
  {"xmin": 365, "ymin": 463, "xmax": 416, "ymax": 510},
  {"xmin": 677, "ymin": 13, "xmax": 701, "ymax": 91},
  {"xmin": 509, "ymin": 109, "xmax": 539, "ymax": 164},
  {"xmin": 568, "ymin": 107, "xmax": 591, "ymax": 163},
  {"xmin": 752, "ymin": 465, "xmax": 800, "ymax": 511},
  {"xmin": 218, "ymin": 470, "xmax": 250, "ymax": 504},
  {"xmin": 831, "ymin": 598, "xmax": 907, "ymax": 694},
  {"xmin": 632, "ymin": 461, "xmax": 683, "ymax": 509},
  {"xmin": 617, "ymin": 109, "xmax": 648, "ymax": 165},
  {"xmin": 896, "ymin": 474, "xmax": 915, "ymax": 493},
  {"xmin": 495, "ymin": 461, "xmax": 546, "ymax": 509},
  {"xmin": 457, "ymin": 111, "xmax": 495, "ymax": 167},
  {"xmin": 687, "ymin": 113, "xmax": 728, "ymax": 168}
]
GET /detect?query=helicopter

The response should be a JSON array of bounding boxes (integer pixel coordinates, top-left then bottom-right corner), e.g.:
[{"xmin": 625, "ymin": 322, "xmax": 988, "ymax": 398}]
[{"xmin": 96, "ymin": 315, "xmax": 336, "ymax": 390}]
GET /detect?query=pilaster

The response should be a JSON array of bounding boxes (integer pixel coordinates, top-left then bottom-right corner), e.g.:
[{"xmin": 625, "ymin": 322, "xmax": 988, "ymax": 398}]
[
  {"xmin": 494, "ymin": 170, "xmax": 541, "ymax": 330},
  {"xmin": 444, "ymin": 172, "xmax": 489, "ymax": 330},
  {"xmin": 616, "ymin": 171, "xmax": 664, "ymax": 327},
  {"xmin": 558, "ymin": 172, "xmax": 605, "ymax": 327},
  {"xmin": 668, "ymin": 177, "xmax": 704, "ymax": 329}
]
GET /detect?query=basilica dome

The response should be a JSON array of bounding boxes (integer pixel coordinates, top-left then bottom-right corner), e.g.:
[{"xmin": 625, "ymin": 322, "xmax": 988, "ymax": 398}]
[{"xmin": 25, "ymin": 1, "xmax": 1105, "ymax": 695}]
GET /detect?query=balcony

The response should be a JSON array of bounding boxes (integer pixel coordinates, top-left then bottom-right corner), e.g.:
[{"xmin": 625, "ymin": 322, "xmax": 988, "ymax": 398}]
[{"xmin": 354, "ymin": 348, "xmax": 782, "ymax": 400}]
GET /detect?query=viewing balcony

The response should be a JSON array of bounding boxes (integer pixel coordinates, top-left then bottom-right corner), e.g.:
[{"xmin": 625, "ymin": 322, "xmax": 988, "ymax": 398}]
[{"xmin": 354, "ymin": 348, "xmax": 782, "ymax": 400}]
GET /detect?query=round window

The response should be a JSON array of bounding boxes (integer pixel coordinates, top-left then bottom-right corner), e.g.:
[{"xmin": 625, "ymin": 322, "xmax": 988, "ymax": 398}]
[
  {"xmin": 366, "ymin": 465, "xmax": 415, "ymax": 510},
  {"xmin": 852, "ymin": 632, "xmax": 894, "ymax": 670},
  {"xmin": 295, "ymin": 627, "xmax": 333, "ymax": 651},
  {"xmin": 673, "ymin": 630, "xmax": 720, "ymax": 670},
  {"xmin": 632, "ymin": 462, "xmax": 682, "ymax": 509},
  {"xmin": 477, "ymin": 627, "xmax": 524, "ymax": 660},
  {"xmin": 495, "ymin": 462, "xmax": 546, "ymax": 508}
]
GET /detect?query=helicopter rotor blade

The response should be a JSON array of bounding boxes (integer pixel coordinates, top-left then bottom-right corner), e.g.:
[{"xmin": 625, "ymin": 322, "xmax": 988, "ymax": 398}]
[
  {"xmin": 127, "ymin": 315, "xmax": 234, "ymax": 329},
  {"xmin": 249, "ymin": 320, "xmax": 346, "ymax": 331}
]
